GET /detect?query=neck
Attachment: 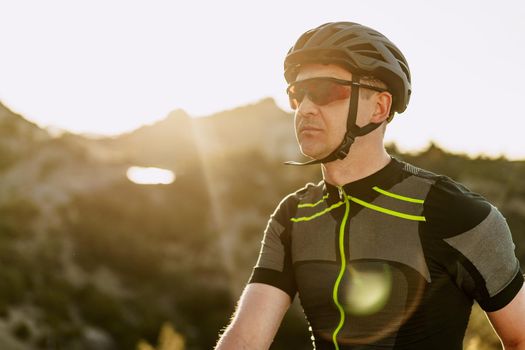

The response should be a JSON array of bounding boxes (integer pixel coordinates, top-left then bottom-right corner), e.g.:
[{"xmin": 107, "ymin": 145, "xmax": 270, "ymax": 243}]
[{"xmin": 321, "ymin": 142, "xmax": 391, "ymax": 186}]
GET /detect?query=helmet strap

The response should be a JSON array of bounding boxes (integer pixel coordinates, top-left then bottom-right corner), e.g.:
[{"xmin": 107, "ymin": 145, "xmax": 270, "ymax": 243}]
[{"xmin": 285, "ymin": 74, "xmax": 383, "ymax": 166}]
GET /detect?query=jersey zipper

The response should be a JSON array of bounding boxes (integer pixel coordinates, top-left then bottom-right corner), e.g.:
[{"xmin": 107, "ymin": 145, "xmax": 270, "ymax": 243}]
[{"xmin": 332, "ymin": 186, "xmax": 350, "ymax": 350}]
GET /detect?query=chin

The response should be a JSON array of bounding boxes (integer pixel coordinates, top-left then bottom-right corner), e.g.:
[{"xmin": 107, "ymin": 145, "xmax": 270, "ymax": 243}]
[
  {"xmin": 298, "ymin": 137, "xmax": 332, "ymax": 159},
  {"xmin": 300, "ymin": 146, "xmax": 326, "ymax": 160},
  {"xmin": 302, "ymin": 143, "xmax": 339, "ymax": 160}
]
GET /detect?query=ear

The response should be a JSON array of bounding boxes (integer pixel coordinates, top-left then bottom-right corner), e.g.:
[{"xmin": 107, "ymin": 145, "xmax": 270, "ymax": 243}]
[{"xmin": 370, "ymin": 92, "xmax": 392, "ymax": 124}]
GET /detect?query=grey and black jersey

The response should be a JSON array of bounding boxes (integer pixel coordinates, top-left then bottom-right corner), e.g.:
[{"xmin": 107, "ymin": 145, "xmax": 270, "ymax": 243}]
[{"xmin": 249, "ymin": 157, "xmax": 523, "ymax": 350}]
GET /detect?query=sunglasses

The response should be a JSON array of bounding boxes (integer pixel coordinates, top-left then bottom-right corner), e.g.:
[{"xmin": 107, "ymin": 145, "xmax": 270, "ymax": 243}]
[{"xmin": 286, "ymin": 77, "xmax": 388, "ymax": 110}]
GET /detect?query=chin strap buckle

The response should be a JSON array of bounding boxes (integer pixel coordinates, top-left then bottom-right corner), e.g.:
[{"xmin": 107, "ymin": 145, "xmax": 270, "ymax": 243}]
[{"xmin": 335, "ymin": 133, "xmax": 355, "ymax": 160}]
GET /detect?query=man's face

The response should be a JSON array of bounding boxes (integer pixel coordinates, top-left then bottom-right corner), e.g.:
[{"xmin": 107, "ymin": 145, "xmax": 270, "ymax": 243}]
[{"xmin": 293, "ymin": 63, "xmax": 353, "ymax": 160}]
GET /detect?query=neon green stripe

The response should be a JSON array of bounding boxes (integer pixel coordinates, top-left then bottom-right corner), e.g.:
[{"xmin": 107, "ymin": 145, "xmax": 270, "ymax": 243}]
[
  {"xmin": 372, "ymin": 186, "xmax": 425, "ymax": 204},
  {"xmin": 348, "ymin": 196, "xmax": 426, "ymax": 221},
  {"xmin": 332, "ymin": 196, "xmax": 350, "ymax": 349},
  {"xmin": 298, "ymin": 193, "xmax": 330, "ymax": 208},
  {"xmin": 291, "ymin": 201, "xmax": 344, "ymax": 222}
]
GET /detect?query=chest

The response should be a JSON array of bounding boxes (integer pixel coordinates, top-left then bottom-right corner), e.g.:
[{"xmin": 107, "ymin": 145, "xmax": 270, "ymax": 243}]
[{"xmin": 290, "ymin": 202, "xmax": 431, "ymax": 282}]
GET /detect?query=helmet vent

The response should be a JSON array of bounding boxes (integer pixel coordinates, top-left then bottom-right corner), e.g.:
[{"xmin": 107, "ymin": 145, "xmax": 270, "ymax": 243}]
[
  {"xmin": 399, "ymin": 62, "xmax": 411, "ymax": 81},
  {"xmin": 386, "ymin": 45, "xmax": 405, "ymax": 63},
  {"xmin": 348, "ymin": 43, "xmax": 384, "ymax": 55},
  {"xmin": 362, "ymin": 51, "xmax": 384, "ymax": 60},
  {"xmin": 350, "ymin": 44, "xmax": 385, "ymax": 61},
  {"xmin": 333, "ymin": 33, "xmax": 358, "ymax": 46},
  {"xmin": 348, "ymin": 43, "xmax": 377, "ymax": 53}
]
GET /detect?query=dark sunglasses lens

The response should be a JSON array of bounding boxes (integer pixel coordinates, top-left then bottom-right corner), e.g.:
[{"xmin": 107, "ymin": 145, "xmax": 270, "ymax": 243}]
[
  {"xmin": 287, "ymin": 79, "xmax": 350, "ymax": 110},
  {"xmin": 287, "ymin": 84, "xmax": 305, "ymax": 109},
  {"xmin": 313, "ymin": 80, "xmax": 350, "ymax": 105}
]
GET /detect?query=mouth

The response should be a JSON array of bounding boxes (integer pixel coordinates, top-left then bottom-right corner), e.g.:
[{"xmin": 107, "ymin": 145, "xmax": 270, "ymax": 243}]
[{"xmin": 300, "ymin": 126, "xmax": 323, "ymax": 133}]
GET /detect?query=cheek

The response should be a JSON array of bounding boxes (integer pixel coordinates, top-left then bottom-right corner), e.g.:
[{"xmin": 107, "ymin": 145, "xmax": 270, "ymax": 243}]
[
  {"xmin": 294, "ymin": 112, "xmax": 301, "ymax": 132},
  {"xmin": 325, "ymin": 105, "xmax": 349, "ymax": 133}
]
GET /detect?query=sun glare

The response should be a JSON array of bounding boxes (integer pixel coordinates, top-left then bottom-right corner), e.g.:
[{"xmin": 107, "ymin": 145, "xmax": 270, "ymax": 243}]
[
  {"xmin": 343, "ymin": 265, "xmax": 393, "ymax": 316},
  {"xmin": 126, "ymin": 166, "xmax": 175, "ymax": 185}
]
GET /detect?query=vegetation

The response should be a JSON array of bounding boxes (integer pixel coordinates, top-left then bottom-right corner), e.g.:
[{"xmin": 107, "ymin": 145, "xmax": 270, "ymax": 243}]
[{"xmin": 136, "ymin": 323, "xmax": 185, "ymax": 350}]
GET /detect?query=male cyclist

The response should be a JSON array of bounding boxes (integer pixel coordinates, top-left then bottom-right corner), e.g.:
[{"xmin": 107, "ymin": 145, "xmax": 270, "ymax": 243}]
[{"xmin": 215, "ymin": 22, "xmax": 525, "ymax": 350}]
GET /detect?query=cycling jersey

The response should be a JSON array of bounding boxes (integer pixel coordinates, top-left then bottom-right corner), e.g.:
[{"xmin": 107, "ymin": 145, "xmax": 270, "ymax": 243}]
[{"xmin": 249, "ymin": 157, "xmax": 523, "ymax": 350}]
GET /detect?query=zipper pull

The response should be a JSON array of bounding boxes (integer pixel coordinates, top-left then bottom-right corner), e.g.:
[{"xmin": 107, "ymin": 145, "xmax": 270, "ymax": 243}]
[{"xmin": 337, "ymin": 186, "xmax": 346, "ymax": 201}]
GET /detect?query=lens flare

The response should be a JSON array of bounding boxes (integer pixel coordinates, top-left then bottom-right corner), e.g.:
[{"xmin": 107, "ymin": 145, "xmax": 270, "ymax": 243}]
[
  {"xmin": 320, "ymin": 262, "xmax": 427, "ymax": 346},
  {"xmin": 126, "ymin": 166, "xmax": 175, "ymax": 185},
  {"xmin": 343, "ymin": 264, "xmax": 393, "ymax": 316}
]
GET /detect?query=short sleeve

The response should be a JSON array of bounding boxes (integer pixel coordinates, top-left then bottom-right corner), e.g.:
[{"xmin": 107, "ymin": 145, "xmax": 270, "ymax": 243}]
[
  {"xmin": 444, "ymin": 205, "xmax": 523, "ymax": 311},
  {"xmin": 425, "ymin": 176, "xmax": 523, "ymax": 312},
  {"xmin": 248, "ymin": 195, "xmax": 298, "ymax": 299}
]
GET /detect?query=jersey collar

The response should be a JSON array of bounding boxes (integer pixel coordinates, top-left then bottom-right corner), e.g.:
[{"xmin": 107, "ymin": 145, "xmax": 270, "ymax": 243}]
[{"xmin": 323, "ymin": 157, "xmax": 404, "ymax": 202}]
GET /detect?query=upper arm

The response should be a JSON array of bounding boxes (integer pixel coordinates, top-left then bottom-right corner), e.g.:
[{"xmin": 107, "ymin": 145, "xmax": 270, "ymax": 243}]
[
  {"xmin": 425, "ymin": 178, "xmax": 523, "ymax": 310},
  {"xmin": 442, "ymin": 205, "xmax": 523, "ymax": 311},
  {"xmin": 215, "ymin": 283, "xmax": 292, "ymax": 350},
  {"xmin": 216, "ymin": 194, "xmax": 299, "ymax": 349},
  {"xmin": 486, "ymin": 282, "xmax": 525, "ymax": 349},
  {"xmin": 249, "ymin": 194, "xmax": 298, "ymax": 298}
]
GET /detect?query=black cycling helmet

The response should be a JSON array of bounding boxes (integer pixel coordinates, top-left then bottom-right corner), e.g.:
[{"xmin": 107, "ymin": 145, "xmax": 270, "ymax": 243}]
[
  {"xmin": 284, "ymin": 21, "xmax": 411, "ymax": 115},
  {"xmin": 284, "ymin": 22, "xmax": 411, "ymax": 166}
]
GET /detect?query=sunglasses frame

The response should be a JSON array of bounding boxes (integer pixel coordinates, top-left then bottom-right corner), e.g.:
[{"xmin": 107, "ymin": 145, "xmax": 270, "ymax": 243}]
[{"xmin": 286, "ymin": 77, "xmax": 389, "ymax": 110}]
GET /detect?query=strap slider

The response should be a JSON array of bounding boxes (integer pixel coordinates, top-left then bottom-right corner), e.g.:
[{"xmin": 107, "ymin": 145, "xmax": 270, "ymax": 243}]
[{"xmin": 336, "ymin": 134, "xmax": 355, "ymax": 159}]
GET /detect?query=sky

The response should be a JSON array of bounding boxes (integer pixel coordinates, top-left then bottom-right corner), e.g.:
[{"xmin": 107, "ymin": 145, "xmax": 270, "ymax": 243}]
[{"xmin": 1, "ymin": 0, "xmax": 524, "ymax": 159}]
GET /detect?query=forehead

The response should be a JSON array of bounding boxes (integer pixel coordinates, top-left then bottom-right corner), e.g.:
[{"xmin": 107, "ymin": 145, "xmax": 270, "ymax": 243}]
[{"xmin": 295, "ymin": 63, "xmax": 353, "ymax": 81}]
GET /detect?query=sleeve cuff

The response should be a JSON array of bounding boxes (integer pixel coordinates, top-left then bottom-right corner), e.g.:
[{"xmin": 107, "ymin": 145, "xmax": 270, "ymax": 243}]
[
  {"xmin": 248, "ymin": 267, "xmax": 297, "ymax": 300},
  {"xmin": 479, "ymin": 269, "xmax": 524, "ymax": 312}
]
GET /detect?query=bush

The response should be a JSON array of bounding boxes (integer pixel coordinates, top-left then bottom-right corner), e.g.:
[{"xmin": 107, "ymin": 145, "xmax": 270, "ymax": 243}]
[{"xmin": 12, "ymin": 321, "xmax": 31, "ymax": 341}]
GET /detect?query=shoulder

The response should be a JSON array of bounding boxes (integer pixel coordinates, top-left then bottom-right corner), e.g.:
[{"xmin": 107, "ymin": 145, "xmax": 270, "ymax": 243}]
[
  {"xmin": 271, "ymin": 181, "xmax": 324, "ymax": 223},
  {"xmin": 392, "ymin": 159, "xmax": 493, "ymax": 237},
  {"xmin": 423, "ymin": 173, "xmax": 492, "ymax": 237}
]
